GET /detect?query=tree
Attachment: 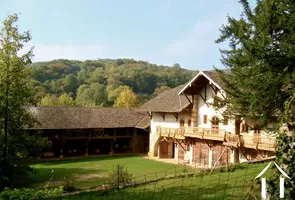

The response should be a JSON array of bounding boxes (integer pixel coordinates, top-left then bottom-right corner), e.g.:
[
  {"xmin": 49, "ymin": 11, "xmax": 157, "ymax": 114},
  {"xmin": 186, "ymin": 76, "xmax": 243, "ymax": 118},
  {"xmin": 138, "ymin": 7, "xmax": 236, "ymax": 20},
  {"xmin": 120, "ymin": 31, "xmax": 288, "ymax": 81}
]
[
  {"xmin": 216, "ymin": 0, "xmax": 295, "ymax": 198},
  {"xmin": 63, "ymin": 74, "xmax": 78, "ymax": 94},
  {"xmin": 113, "ymin": 88, "xmax": 139, "ymax": 108},
  {"xmin": 57, "ymin": 93, "xmax": 75, "ymax": 106},
  {"xmin": 0, "ymin": 14, "xmax": 49, "ymax": 189},
  {"xmin": 107, "ymin": 85, "xmax": 130, "ymax": 103},
  {"xmin": 75, "ymin": 84, "xmax": 107, "ymax": 107},
  {"xmin": 39, "ymin": 94, "xmax": 58, "ymax": 106}
]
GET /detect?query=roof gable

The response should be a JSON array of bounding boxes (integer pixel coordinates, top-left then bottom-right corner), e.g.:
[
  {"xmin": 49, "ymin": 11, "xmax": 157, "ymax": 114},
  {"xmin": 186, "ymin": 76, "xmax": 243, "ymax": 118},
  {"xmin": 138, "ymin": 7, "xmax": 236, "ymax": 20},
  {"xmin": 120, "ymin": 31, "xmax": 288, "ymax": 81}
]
[{"xmin": 178, "ymin": 71, "xmax": 223, "ymax": 95}]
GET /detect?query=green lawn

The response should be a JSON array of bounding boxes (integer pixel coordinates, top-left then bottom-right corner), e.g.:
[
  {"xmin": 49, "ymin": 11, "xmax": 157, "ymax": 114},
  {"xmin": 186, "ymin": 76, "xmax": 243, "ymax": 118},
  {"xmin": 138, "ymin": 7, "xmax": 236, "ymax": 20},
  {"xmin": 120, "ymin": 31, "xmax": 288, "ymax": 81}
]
[
  {"xmin": 11, "ymin": 155, "xmax": 191, "ymax": 190},
  {"xmin": 51, "ymin": 162, "xmax": 271, "ymax": 200}
]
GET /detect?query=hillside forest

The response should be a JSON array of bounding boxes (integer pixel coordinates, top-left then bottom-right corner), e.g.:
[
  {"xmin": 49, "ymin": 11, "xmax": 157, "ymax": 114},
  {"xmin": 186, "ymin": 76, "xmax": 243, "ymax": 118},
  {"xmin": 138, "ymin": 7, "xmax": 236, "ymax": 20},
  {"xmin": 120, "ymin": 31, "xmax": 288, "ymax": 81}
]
[{"xmin": 29, "ymin": 59, "xmax": 197, "ymax": 107}]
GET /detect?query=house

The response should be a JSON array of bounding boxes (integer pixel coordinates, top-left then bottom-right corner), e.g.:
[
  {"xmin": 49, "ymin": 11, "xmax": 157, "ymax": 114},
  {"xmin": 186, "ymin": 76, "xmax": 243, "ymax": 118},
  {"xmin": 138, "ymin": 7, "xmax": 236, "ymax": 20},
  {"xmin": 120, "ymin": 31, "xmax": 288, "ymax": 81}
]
[
  {"xmin": 27, "ymin": 106, "xmax": 150, "ymax": 158},
  {"xmin": 140, "ymin": 70, "xmax": 276, "ymax": 168}
]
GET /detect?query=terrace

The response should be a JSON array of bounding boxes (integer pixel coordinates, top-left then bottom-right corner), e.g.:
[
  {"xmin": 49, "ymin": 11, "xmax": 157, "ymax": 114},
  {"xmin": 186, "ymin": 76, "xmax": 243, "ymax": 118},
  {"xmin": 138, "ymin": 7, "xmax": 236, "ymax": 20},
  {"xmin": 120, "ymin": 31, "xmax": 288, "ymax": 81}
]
[{"xmin": 156, "ymin": 126, "xmax": 276, "ymax": 151}]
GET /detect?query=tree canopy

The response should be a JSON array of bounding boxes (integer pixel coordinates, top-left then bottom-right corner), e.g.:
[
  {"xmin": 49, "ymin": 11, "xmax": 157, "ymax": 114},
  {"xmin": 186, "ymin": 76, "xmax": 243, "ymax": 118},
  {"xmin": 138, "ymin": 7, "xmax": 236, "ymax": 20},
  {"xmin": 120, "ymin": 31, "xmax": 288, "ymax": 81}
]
[
  {"xmin": 216, "ymin": 0, "xmax": 295, "ymax": 198},
  {"xmin": 113, "ymin": 88, "xmax": 139, "ymax": 108},
  {"xmin": 0, "ymin": 14, "xmax": 49, "ymax": 189},
  {"xmin": 216, "ymin": 0, "xmax": 295, "ymax": 125},
  {"xmin": 29, "ymin": 59, "xmax": 197, "ymax": 107}
]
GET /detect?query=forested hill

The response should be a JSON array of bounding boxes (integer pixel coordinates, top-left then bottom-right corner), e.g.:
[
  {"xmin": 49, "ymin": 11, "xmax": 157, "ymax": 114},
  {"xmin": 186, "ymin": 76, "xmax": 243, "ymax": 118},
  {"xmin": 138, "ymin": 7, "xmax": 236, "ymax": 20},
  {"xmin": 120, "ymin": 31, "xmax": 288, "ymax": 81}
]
[{"xmin": 28, "ymin": 59, "xmax": 198, "ymax": 107}]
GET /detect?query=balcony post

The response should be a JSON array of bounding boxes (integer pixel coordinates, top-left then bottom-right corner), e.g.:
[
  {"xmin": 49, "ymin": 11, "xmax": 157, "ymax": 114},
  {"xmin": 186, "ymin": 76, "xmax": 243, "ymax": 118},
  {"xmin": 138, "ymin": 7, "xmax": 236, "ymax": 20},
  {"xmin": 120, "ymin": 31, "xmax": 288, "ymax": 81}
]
[
  {"xmin": 230, "ymin": 148, "xmax": 235, "ymax": 163},
  {"xmin": 208, "ymin": 147, "xmax": 213, "ymax": 168},
  {"xmin": 191, "ymin": 94, "xmax": 198, "ymax": 127},
  {"xmin": 234, "ymin": 116, "xmax": 241, "ymax": 163}
]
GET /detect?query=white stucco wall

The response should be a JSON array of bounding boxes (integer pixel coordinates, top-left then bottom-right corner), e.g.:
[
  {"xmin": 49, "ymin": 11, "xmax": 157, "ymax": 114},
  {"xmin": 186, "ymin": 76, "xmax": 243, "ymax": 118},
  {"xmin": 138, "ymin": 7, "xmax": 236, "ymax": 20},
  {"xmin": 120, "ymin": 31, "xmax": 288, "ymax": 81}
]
[
  {"xmin": 148, "ymin": 83, "xmax": 242, "ymax": 157},
  {"xmin": 197, "ymin": 84, "xmax": 235, "ymax": 134},
  {"xmin": 149, "ymin": 111, "xmax": 191, "ymax": 156}
]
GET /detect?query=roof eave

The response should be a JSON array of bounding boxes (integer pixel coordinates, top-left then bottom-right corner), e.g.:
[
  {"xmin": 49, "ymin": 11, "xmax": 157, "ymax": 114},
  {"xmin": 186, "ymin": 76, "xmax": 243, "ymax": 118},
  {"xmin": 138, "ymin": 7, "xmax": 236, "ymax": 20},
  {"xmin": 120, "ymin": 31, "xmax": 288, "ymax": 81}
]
[{"xmin": 178, "ymin": 71, "xmax": 223, "ymax": 96}]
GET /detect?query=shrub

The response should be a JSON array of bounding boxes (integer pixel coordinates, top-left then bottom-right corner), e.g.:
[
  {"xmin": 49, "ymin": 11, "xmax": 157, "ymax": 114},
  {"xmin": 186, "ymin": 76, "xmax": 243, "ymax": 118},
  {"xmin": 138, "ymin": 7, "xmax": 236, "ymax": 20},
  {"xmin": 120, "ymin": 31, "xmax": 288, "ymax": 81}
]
[
  {"xmin": 109, "ymin": 164, "xmax": 132, "ymax": 189},
  {"xmin": 0, "ymin": 186, "xmax": 64, "ymax": 200}
]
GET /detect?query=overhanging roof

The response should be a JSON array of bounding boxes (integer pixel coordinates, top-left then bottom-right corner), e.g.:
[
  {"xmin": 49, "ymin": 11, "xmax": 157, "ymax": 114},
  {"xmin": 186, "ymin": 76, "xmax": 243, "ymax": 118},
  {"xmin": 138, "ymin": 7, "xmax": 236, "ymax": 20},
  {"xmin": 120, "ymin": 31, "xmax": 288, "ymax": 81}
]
[{"xmin": 178, "ymin": 71, "xmax": 222, "ymax": 95}]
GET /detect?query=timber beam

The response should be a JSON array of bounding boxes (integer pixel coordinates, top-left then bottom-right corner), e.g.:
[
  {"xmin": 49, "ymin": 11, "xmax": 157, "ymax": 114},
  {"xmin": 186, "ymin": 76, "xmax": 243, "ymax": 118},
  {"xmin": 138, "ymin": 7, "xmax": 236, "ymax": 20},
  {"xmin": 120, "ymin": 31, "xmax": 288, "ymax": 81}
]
[
  {"xmin": 210, "ymin": 84, "xmax": 218, "ymax": 95},
  {"xmin": 183, "ymin": 93, "xmax": 192, "ymax": 104},
  {"xmin": 199, "ymin": 93, "xmax": 206, "ymax": 102},
  {"xmin": 146, "ymin": 112, "xmax": 152, "ymax": 118},
  {"xmin": 173, "ymin": 113, "xmax": 178, "ymax": 121},
  {"xmin": 160, "ymin": 112, "xmax": 165, "ymax": 121},
  {"xmin": 205, "ymin": 140, "xmax": 214, "ymax": 148}
]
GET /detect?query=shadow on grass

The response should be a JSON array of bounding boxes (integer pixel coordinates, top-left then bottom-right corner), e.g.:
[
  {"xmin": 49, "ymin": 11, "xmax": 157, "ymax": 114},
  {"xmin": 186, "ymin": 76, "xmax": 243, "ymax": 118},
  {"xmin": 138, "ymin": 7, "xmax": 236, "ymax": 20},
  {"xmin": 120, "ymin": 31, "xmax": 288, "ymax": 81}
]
[
  {"xmin": 31, "ymin": 155, "xmax": 142, "ymax": 166},
  {"xmin": 9, "ymin": 167, "xmax": 109, "ymax": 190}
]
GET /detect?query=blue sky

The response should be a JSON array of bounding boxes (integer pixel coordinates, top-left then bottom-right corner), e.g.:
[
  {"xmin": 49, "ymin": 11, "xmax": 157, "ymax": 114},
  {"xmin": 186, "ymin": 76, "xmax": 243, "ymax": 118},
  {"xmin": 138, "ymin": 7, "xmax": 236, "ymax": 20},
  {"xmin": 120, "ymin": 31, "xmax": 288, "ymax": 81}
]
[{"xmin": 1, "ymin": 0, "xmax": 255, "ymax": 70}]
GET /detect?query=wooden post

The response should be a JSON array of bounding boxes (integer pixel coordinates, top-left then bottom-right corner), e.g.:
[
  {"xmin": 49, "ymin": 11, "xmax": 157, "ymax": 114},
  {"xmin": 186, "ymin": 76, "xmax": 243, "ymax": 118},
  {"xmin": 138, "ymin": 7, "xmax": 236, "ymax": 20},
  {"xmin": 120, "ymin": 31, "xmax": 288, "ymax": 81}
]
[
  {"xmin": 60, "ymin": 135, "xmax": 64, "ymax": 158},
  {"xmin": 85, "ymin": 142, "xmax": 88, "ymax": 156},
  {"xmin": 191, "ymin": 94, "xmax": 198, "ymax": 127},
  {"xmin": 133, "ymin": 128, "xmax": 137, "ymax": 153},
  {"xmin": 234, "ymin": 116, "xmax": 241, "ymax": 163},
  {"xmin": 208, "ymin": 147, "xmax": 213, "ymax": 168}
]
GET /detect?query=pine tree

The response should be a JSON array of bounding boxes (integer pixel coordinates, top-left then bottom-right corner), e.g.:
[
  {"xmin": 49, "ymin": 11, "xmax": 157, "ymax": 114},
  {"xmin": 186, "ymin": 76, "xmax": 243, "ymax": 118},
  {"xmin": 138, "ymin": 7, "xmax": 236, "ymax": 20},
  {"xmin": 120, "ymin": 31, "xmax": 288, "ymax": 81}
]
[{"xmin": 216, "ymin": 0, "xmax": 295, "ymax": 198}]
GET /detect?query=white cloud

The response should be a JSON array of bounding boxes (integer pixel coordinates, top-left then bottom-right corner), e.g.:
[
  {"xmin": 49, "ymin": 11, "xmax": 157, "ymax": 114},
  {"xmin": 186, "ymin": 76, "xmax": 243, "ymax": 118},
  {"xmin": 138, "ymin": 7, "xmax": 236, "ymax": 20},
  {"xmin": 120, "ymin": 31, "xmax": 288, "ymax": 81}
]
[{"xmin": 28, "ymin": 43, "xmax": 107, "ymax": 62}]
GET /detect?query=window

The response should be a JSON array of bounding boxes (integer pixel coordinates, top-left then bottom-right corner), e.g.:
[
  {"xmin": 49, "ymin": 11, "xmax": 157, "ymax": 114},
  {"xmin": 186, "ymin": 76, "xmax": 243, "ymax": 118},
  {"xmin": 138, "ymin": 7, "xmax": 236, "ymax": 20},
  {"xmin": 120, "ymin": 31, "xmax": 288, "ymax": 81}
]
[
  {"xmin": 180, "ymin": 119, "xmax": 184, "ymax": 127},
  {"xmin": 223, "ymin": 117, "xmax": 228, "ymax": 125},
  {"xmin": 203, "ymin": 115, "xmax": 207, "ymax": 124},
  {"xmin": 188, "ymin": 119, "xmax": 191, "ymax": 126}
]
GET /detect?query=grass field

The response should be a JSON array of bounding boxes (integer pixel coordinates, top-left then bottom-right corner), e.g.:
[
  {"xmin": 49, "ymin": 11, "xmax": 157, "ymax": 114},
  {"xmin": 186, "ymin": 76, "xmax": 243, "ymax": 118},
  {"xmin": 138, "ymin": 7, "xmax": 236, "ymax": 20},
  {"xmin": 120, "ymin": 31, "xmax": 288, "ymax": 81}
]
[
  {"xmin": 9, "ymin": 155, "xmax": 273, "ymax": 199},
  {"xmin": 11, "ymin": 155, "xmax": 191, "ymax": 190},
  {"xmin": 52, "ymin": 162, "xmax": 269, "ymax": 200}
]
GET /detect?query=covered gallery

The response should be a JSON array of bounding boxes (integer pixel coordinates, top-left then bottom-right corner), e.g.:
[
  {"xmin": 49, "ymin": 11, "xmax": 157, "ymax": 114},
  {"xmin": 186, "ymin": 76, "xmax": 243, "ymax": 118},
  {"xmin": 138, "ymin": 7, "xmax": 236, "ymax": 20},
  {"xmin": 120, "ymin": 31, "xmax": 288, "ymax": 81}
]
[{"xmin": 27, "ymin": 106, "xmax": 150, "ymax": 158}]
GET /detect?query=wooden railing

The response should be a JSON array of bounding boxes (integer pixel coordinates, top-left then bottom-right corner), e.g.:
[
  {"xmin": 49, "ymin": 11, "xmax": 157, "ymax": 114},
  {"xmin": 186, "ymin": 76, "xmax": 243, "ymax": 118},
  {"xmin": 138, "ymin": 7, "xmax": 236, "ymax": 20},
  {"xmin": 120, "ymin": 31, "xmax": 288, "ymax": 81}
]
[
  {"xmin": 240, "ymin": 134, "xmax": 276, "ymax": 151},
  {"xmin": 202, "ymin": 128, "xmax": 226, "ymax": 141},
  {"xmin": 156, "ymin": 126, "xmax": 276, "ymax": 151},
  {"xmin": 223, "ymin": 134, "xmax": 240, "ymax": 148},
  {"xmin": 156, "ymin": 127, "xmax": 184, "ymax": 139},
  {"xmin": 184, "ymin": 127, "xmax": 203, "ymax": 138}
]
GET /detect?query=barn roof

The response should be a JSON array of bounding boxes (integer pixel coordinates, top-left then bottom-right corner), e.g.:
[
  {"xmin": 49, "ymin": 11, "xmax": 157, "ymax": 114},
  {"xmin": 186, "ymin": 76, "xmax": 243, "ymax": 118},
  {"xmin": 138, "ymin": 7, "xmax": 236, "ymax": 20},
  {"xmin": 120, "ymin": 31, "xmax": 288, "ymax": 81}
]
[
  {"xmin": 27, "ymin": 106, "xmax": 148, "ymax": 130},
  {"xmin": 135, "ymin": 115, "xmax": 150, "ymax": 130}
]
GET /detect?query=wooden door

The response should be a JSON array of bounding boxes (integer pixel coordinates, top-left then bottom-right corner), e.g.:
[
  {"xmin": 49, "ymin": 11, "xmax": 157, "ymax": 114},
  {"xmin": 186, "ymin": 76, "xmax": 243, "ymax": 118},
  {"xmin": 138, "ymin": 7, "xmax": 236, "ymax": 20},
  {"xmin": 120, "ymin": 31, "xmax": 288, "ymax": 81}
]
[{"xmin": 159, "ymin": 141, "xmax": 169, "ymax": 158}]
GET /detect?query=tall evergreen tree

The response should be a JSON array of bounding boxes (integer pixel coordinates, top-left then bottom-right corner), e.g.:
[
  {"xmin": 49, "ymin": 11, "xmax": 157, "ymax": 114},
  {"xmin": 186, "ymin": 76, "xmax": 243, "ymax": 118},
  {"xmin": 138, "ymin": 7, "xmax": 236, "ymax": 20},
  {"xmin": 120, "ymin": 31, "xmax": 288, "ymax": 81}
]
[{"xmin": 216, "ymin": 0, "xmax": 295, "ymax": 198}]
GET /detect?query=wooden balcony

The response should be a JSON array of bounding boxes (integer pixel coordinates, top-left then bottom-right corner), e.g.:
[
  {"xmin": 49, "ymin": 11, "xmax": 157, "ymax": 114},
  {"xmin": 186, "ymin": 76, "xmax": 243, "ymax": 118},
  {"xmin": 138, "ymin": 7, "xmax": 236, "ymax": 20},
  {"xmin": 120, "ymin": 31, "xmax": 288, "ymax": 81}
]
[
  {"xmin": 183, "ymin": 127, "xmax": 203, "ymax": 138},
  {"xmin": 156, "ymin": 126, "xmax": 276, "ymax": 151},
  {"xmin": 184, "ymin": 127, "xmax": 226, "ymax": 141},
  {"xmin": 240, "ymin": 134, "xmax": 276, "ymax": 151},
  {"xmin": 202, "ymin": 128, "xmax": 226, "ymax": 141},
  {"xmin": 223, "ymin": 134, "xmax": 239, "ymax": 148},
  {"xmin": 156, "ymin": 127, "xmax": 184, "ymax": 139}
]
